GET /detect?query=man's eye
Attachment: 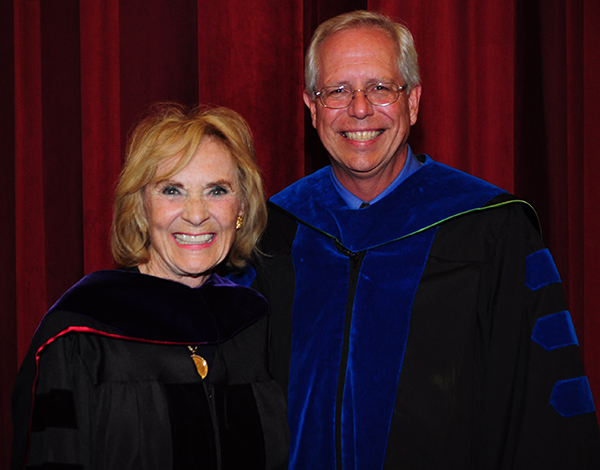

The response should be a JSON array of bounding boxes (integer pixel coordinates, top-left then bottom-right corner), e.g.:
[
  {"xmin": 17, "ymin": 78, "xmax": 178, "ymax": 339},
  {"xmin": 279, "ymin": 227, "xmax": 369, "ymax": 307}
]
[
  {"xmin": 162, "ymin": 186, "xmax": 181, "ymax": 196},
  {"xmin": 372, "ymin": 84, "xmax": 391, "ymax": 92},
  {"xmin": 327, "ymin": 87, "xmax": 348, "ymax": 97}
]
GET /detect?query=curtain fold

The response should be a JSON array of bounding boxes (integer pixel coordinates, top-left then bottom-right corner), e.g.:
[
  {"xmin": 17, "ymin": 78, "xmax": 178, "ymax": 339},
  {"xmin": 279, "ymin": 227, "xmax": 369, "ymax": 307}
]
[
  {"xmin": 14, "ymin": 0, "xmax": 48, "ymax": 364},
  {"xmin": 4, "ymin": 0, "xmax": 599, "ymax": 465},
  {"xmin": 196, "ymin": 0, "xmax": 306, "ymax": 196},
  {"xmin": 80, "ymin": 0, "xmax": 121, "ymax": 274},
  {"xmin": 582, "ymin": 0, "xmax": 600, "ymax": 405},
  {"xmin": 371, "ymin": 0, "xmax": 517, "ymax": 192},
  {"xmin": 0, "ymin": 0, "xmax": 15, "ymax": 455}
]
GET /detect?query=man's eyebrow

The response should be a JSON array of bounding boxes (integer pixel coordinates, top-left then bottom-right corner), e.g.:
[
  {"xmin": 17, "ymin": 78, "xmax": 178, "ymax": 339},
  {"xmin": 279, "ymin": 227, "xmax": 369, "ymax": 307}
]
[{"xmin": 323, "ymin": 77, "xmax": 397, "ymax": 87}]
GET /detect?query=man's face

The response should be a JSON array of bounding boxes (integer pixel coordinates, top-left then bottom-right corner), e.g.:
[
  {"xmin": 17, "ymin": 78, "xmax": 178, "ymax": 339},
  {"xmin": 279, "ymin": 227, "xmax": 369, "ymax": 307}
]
[{"xmin": 304, "ymin": 27, "xmax": 421, "ymax": 190}]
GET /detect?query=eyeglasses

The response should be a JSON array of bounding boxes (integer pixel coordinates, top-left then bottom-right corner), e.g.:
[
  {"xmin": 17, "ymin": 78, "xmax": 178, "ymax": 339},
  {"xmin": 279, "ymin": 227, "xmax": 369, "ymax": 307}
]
[{"xmin": 314, "ymin": 82, "xmax": 407, "ymax": 109}]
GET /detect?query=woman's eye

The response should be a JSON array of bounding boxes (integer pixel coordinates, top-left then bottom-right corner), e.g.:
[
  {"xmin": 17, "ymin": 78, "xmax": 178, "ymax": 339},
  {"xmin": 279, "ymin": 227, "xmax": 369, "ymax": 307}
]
[
  {"xmin": 161, "ymin": 186, "xmax": 181, "ymax": 196},
  {"xmin": 209, "ymin": 185, "xmax": 228, "ymax": 196}
]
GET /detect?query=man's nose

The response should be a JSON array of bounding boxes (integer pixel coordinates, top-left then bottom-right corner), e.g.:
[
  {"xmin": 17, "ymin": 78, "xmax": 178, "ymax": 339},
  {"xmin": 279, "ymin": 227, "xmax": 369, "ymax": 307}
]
[{"xmin": 347, "ymin": 90, "xmax": 374, "ymax": 119}]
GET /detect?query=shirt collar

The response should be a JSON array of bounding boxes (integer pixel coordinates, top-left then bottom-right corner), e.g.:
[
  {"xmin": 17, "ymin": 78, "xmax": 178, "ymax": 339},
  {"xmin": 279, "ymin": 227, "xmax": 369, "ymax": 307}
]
[{"xmin": 331, "ymin": 145, "xmax": 422, "ymax": 209}]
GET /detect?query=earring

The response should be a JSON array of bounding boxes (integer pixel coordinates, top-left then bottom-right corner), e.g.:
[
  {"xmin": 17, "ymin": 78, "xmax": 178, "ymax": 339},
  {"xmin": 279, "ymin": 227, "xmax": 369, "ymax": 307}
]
[
  {"xmin": 140, "ymin": 223, "xmax": 148, "ymax": 233},
  {"xmin": 235, "ymin": 216, "xmax": 243, "ymax": 230}
]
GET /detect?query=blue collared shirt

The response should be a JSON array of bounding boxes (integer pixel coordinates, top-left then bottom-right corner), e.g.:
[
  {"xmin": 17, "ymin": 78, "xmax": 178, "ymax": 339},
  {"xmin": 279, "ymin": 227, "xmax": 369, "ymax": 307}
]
[{"xmin": 331, "ymin": 145, "xmax": 423, "ymax": 209}]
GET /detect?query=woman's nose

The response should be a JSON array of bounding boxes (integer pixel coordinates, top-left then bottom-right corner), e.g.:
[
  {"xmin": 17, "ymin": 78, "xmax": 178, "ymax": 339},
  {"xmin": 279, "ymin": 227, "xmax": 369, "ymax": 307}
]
[{"xmin": 183, "ymin": 196, "xmax": 209, "ymax": 225}]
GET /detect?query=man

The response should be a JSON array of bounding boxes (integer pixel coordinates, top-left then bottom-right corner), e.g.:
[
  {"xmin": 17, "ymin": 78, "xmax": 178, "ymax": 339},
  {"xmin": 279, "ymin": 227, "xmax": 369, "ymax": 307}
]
[{"xmin": 236, "ymin": 10, "xmax": 600, "ymax": 469}]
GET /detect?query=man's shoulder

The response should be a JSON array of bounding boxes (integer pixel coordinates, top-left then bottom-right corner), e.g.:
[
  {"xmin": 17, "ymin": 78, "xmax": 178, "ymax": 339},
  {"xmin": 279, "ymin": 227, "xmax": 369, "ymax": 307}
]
[
  {"xmin": 417, "ymin": 157, "xmax": 503, "ymax": 194},
  {"xmin": 414, "ymin": 158, "xmax": 540, "ymax": 222},
  {"xmin": 264, "ymin": 157, "xmax": 539, "ymax": 243}
]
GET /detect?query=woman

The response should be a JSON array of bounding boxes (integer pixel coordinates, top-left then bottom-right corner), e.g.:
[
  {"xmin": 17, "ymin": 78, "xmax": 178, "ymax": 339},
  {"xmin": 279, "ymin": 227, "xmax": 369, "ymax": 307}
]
[{"xmin": 12, "ymin": 103, "xmax": 288, "ymax": 469}]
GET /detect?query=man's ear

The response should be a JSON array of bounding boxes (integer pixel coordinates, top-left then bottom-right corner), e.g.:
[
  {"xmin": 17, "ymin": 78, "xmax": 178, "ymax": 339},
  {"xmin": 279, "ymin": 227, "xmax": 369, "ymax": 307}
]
[
  {"xmin": 408, "ymin": 85, "xmax": 422, "ymax": 126},
  {"xmin": 303, "ymin": 91, "xmax": 318, "ymax": 129}
]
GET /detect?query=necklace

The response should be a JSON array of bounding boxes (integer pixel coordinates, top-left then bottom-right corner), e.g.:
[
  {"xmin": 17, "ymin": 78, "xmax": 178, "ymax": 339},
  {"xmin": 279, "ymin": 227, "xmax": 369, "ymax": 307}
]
[{"xmin": 188, "ymin": 346, "xmax": 208, "ymax": 379}]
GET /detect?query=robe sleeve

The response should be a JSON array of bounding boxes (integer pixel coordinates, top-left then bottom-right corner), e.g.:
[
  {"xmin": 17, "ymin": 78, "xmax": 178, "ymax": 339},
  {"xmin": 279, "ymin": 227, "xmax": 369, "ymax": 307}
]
[
  {"xmin": 476, "ymin": 204, "xmax": 600, "ymax": 469},
  {"xmin": 12, "ymin": 313, "xmax": 96, "ymax": 470},
  {"xmin": 383, "ymin": 203, "xmax": 600, "ymax": 469}
]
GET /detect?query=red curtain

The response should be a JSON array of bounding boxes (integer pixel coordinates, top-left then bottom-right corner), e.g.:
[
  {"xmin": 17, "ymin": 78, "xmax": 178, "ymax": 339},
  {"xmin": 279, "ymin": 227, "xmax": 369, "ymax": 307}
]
[{"xmin": 3, "ymin": 0, "xmax": 599, "ymax": 464}]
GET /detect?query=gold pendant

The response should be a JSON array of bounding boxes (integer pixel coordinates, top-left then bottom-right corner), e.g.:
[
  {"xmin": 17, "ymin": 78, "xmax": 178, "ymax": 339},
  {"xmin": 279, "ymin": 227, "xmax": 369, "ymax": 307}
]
[{"xmin": 188, "ymin": 346, "xmax": 208, "ymax": 379}]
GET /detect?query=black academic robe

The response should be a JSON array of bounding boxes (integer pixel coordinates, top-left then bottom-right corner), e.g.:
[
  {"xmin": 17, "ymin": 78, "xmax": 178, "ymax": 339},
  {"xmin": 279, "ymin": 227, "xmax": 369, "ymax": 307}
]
[
  {"xmin": 12, "ymin": 270, "xmax": 289, "ymax": 470},
  {"xmin": 240, "ymin": 156, "xmax": 600, "ymax": 469}
]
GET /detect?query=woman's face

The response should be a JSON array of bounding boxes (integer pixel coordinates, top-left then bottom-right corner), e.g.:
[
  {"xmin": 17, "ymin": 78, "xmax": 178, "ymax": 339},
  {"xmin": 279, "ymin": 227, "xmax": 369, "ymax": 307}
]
[{"xmin": 140, "ymin": 137, "xmax": 243, "ymax": 287}]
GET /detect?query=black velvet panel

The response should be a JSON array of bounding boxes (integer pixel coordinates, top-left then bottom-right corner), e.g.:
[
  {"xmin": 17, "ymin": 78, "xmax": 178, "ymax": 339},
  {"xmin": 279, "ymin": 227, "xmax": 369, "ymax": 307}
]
[
  {"xmin": 165, "ymin": 382, "xmax": 217, "ymax": 470},
  {"xmin": 215, "ymin": 384, "xmax": 265, "ymax": 469},
  {"xmin": 164, "ymin": 383, "xmax": 266, "ymax": 469},
  {"xmin": 27, "ymin": 464, "xmax": 83, "ymax": 469},
  {"xmin": 31, "ymin": 389, "xmax": 77, "ymax": 431}
]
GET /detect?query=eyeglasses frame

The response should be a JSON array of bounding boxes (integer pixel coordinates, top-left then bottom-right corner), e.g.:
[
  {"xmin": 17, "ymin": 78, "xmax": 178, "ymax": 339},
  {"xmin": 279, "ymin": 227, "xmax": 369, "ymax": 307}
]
[{"xmin": 314, "ymin": 83, "xmax": 408, "ymax": 109}]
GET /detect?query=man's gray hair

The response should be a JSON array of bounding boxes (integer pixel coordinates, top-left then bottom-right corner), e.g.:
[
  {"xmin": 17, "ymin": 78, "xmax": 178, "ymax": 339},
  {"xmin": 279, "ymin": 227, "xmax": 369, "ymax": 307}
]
[{"xmin": 305, "ymin": 10, "xmax": 420, "ymax": 96}]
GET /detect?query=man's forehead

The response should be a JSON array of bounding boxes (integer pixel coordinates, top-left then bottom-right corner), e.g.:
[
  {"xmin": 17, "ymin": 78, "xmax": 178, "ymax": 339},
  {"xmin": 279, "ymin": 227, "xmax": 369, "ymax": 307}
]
[
  {"xmin": 317, "ymin": 27, "xmax": 400, "ymax": 83},
  {"xmin": 319, "ymin": 28, "xmax": 397, "ymax": 65},
  {"xmin": 321, "ymin": 26, "xmax": 394, "ymax": 50}
]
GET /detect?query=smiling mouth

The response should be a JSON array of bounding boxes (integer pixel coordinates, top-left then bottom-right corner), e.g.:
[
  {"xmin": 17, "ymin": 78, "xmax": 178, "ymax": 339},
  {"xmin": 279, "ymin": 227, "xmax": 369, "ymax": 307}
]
[
  {"xmin": 341, "ymin": 130, "xmax": 384, "ymax": 141},
  {"xmin": 174, "ymin": 233, "xmax": 214, "ymax": 245}
]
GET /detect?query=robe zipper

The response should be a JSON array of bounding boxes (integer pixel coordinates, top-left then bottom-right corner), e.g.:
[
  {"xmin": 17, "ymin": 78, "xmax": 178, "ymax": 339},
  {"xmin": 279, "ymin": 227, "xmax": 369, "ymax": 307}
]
[{"xmin": 334, "ymin": 240, "xmax": 366, "ymax": 470}]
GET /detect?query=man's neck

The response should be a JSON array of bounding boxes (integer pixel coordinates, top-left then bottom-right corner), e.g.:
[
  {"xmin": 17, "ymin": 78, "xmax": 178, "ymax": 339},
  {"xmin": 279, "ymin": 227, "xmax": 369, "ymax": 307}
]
[
  {"xmin": 330, "ymin": 146, "xmax": 422, "ymax": 209},
  {"xmin": 334, "ymin": 172, "xmax": 396, "ymax": 202},
  {"xmin": 332, "ymin": 152, "xmax": 407, "ymax": 202}
]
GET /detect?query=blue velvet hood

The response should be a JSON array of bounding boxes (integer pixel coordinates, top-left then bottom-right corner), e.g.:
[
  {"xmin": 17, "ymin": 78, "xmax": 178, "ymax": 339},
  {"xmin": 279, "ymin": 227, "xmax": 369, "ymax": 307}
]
[{"xmin": 271, "ymin": 156, "xmax": 515, "ymax": 247}]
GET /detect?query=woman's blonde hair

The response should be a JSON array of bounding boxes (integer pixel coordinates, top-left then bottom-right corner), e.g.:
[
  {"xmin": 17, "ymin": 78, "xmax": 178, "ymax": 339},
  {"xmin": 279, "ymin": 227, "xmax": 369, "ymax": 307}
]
[{"xmin": 111, "ymin": 102, "xmax": 267, "ymax": 271}]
